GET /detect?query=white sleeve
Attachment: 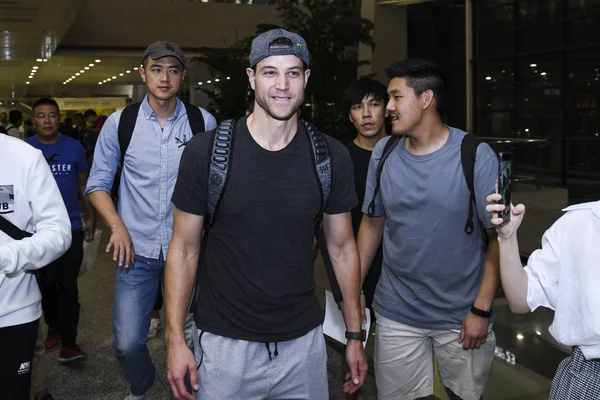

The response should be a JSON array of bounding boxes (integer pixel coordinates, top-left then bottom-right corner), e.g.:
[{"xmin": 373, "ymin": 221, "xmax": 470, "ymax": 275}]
[
  {"xmin": 0, "ymin": 152, "xmax": 72, "ymax": 274},
  {"xmin": 523, "ymin": 224, "xmax": 561, "ymax": 311}
]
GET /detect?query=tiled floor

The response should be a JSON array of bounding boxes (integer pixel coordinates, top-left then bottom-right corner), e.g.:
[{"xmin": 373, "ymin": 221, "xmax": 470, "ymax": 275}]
[{"xmin": 41, "ymin": 226, "xmax": 552, "ymax": 399}]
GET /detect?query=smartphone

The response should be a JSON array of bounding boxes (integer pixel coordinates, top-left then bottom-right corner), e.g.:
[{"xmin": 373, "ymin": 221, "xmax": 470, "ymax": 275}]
[{"xmin": 498, "ymin": 152, "xmax": 512, "ymax": 224}]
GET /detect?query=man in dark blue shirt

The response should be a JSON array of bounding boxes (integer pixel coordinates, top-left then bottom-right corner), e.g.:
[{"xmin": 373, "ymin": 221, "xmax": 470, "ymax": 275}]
[{"xmin": 27, "ymin": 98, "xmax": 95, "ymax": 365}]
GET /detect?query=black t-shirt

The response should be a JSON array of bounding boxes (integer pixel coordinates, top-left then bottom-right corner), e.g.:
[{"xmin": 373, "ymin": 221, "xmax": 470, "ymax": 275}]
[
  {"xmin": 344, "ymin": 140, "xmax": 383, "ymax": 307},
  {"xmin": 172, "ymin": 117, "xmax": 357, "ymax": 342},
  {"xmin": 345, "ymin": 141, "xmax": 372, "ymax": 236}
]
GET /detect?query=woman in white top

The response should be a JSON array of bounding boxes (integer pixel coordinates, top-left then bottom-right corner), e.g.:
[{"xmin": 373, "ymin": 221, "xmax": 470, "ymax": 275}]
[{"xmin": 486, "ymin": 193, "xmax": 600, "ymax": 399}]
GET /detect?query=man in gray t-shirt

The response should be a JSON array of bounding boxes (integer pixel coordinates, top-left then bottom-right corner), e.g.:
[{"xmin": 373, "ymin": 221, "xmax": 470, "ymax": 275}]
[{"xmin": 357, "ymin": 59, "xmax": 500, "ymax": 400}]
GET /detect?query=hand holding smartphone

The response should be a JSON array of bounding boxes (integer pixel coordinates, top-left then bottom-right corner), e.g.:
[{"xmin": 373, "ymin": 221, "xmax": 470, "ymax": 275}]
[{"xmin": 498, "ymin": 152, "xmax": 512, "ymax": 225}]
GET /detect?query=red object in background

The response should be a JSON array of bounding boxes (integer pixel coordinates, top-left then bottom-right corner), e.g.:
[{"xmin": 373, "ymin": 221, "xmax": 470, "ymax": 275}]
[{"xmin": 95, "ymin": 115, "xmax": 108, "ymax": 132}]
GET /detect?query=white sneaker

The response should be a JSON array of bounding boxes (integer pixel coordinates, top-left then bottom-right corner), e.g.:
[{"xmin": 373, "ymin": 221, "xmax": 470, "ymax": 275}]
[
  {"xmin": 148, "ymin": 317, "xmax": 161, "ymax": 339},
  {"xmin": 124, "ymin": 392, "xmax": 146, "ymax": 400}
]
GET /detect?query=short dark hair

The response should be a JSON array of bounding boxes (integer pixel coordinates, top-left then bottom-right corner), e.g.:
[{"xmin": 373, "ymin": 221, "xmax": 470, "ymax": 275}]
[
  {"xmin": 8, "ymin": 110, "xmax": 22, "ymax": 124},
  {"xmin": 84, "ymin": 109, "xmax": 97, "ymax": 118},
  {"xmin": 343, "ymin": 77, "xmax": 388, "ymax": 112},
  {"xmin": 385, "ymin": 58, "xmax": 445, "ymax": 113},
  {"xmin": 32, "ymin": 98, "xmax": 60, "ymax": 113}
]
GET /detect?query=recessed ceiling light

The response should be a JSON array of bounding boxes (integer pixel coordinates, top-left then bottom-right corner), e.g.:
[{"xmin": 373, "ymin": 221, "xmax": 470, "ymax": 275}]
[
  {"xmin": 540, "ymin": 72, "xmax": 547, "ymax": 76},
  {"xmin": 26, "ymin": 81, "xmax": 30, "ymax": 84},
  {"xmin": 485, "ymin": 76, "xmax": 492, "ymax": 80},
  {"xmin": 530, "ymin": 63, "xmax": 537, "ymax": 67},
  {"xmin": 75, "ymin": 73, "xmax": 80, "ymax": 76},
  {"xmin": 126, "ymin": 70, "xmax": 131, "ymax": 73},
  {"xmin": 207, "ymin": 80, "xmax": 212, "ymax": 83},
  {"xmin": 32, "ymin": 66, "xmax": 39, "ymax": 69},
  {"xmin": 107, "ymin": 78, "xmax": 112, "ymax": 81},
  {"xmin": 43, "ymin": 59, "xmax": 47, "ymax": 62},
  {"xmin": 71, "ymin": 76, "xmax": 76, "ymax": 79},
  {"xmin": 226, "ymin": 77, "xmax": 230, "ymax": 80},
  {"xmin": 63, "ymin": 82, "xmax": 67, "ymax": 85},
  {"xmin": 98, "ymin": 82, "xmax": 103, "ymax": 85},
  {"xmin": 95, "ymin": 59, "xmax": 101, "ymax": 63},
  {"xmin": 89, "ymin": 63, "xmax": 94, "ymax": 67},
  {"xmin": 215, "ymin": 78, "xmax": 220, "ymax": 82},
  {"xmin": 112, "ymin": 76, "xmax": 117, "ymax": 79},
  {"xmin": 80, "ymin": 70, "xmax": 85, "ymax": 73},
  {"xmin": 84, "ymin": 67, "xmax": 90, "ymax": 70},
  {"xmin": 119, "ymin": 73, "xmax": 124, "ymax": 76},
  {"xmin": 103, "ymin": 80, "xmax": 107, "ymax": 83},
  {"xmin": 36, "ymin": 58, "xmax": 42, "ymax": 62},
  {"xmin": 198, "ymin": 82, "xmax": 203, "ymax": 85},
  {"xmin": 28, "ymin": 76, "xmax": 33, "ymax": 79}
]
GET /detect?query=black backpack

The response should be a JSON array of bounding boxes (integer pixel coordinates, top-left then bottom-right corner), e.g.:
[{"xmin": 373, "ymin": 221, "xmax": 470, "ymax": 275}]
[
  {"xmin": 116, "ymin": 101, "xmax": 206, "ymax": 167},
  {"xmin": 189, "ymin": 118, "xmax": 333, "ymax": 307},
  {"xmin": 367, "ymin": 133, "xmax": 487, "ymax": 238}
]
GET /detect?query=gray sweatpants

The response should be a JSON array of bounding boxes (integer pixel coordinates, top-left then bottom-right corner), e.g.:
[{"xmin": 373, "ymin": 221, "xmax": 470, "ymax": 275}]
[{"xmin": 192, "ymin": 324, "xmax": 328, "ymax": 400}]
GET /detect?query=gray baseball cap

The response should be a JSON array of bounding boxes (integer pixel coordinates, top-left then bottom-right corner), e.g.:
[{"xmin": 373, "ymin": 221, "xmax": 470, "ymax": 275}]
[
  {"xmin": 142, "ymin": 41, "xmax": 187, "ymax": 68},
  {"xmin": 249, "ymin": 29, "xmax": 309, "ymax": 68}
]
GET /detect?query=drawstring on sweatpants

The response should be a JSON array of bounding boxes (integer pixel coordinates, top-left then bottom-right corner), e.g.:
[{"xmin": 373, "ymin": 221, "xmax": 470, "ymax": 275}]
[{"xmin": 265, "ymin": 342, "xmax": 279, "ymax": 361}]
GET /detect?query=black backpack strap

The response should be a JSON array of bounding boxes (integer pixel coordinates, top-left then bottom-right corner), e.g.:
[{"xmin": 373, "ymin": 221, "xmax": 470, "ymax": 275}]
[
  {"xmin": 461, "ymin": 134, "xmax": 481, "ymax": 235},
  {"xmin": 117, "ymin": 102, "xmax": 142, "ymax": 167},
  {"xmin": 299, "ymin": 119, "xmax": 343, "ymax": 301},
  {"xmin": 189, "ymin": 120, "xmax": 236, "ymax": 313},
  {"xmin": 0, "ymin": 215, "xmax": 32, "ymax": 240},
  {"xmin": 301, "ymin": 119, "xmax": 331, "ymax": 224},
  {"xmin": 367, "ymin": 135, "xmax": 401, "ymax": 217},
  {"xmin": 183, "ymin": 103, "xmax": 205, "ymax": 135},
  {"xmin": 205, "ymin": 119, "xmax": 237, "ymax": 229}
]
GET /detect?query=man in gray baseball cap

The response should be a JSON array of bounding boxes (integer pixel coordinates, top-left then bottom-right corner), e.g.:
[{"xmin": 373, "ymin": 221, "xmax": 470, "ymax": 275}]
[
  {"xmin": 87, "ymin": 37, "xmax": 217, "ymax": 400},
  {"xmin": 166, "ymin": 28, "xmax": 367, "ymax": 400}
]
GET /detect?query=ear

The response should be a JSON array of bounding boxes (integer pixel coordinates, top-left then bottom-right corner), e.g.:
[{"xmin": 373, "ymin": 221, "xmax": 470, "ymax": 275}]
[
  {"xmin": 348, "ymin": 112, "xmax": 354, "ymax": 124},
  {"xmin": 182, "ymin": 69, "xmax": 187, "ymax": 82},
  {"xmin": 421, "ymin": 89, "xmax": 435, "ymax": 110},
  {"xmin": 246, "ymin": 68, "xmax": 256, "ymax": 90},
  {"xmin": 139, "ymin": 67, "xmax": 146, "ymax": 83},
  {"xmin": 303, "ymin": 69, "xmax": 311, "ymax": 88}
]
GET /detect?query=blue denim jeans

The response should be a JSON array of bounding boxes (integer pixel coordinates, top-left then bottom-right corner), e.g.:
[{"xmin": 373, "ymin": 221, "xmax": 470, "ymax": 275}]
[{"xmin": 113, "ymin": 254, "xmax": 164, "ymax": 396}]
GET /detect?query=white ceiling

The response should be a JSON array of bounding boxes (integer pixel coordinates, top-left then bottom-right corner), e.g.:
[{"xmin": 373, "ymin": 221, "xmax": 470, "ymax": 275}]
[{"xmin": 0, "ymin": 0, "xmax": 91, "ymax": 98}]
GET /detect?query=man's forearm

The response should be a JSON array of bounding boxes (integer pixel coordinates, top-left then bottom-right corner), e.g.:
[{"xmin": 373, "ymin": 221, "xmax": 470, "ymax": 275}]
[
  {"xmin": 330, "ymin": 243, "xmax": 362, "ymax": 332},
  {"xmin": 165, "ymin": 246, "xmax": 200, "ymax": 344},
  {"xmin": 473, "ymin": 237, "xmax": 500, "ymax": 311},
  {"xmin": 497, "ymin": 235, "xmax": 530, "ymax": 313},
  {"xmin": 357, "ymin": 215, "xmax": 384, "ymax": 285},
  {"xmin": 88, "ymin": 190, "xmax": 123, "ymax": 231}
]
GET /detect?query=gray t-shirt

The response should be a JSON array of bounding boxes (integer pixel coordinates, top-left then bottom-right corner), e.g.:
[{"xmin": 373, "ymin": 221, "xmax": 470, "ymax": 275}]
[{"xmin": 362, "ymin": 126, "xmax": 498, "ymax": 330}]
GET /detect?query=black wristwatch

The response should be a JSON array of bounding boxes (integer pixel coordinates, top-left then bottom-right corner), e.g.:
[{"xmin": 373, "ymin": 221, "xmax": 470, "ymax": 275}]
[
  {"xmin": 345, "ymin": 330, "xmax": 366, "ymax": 342},
  {"xmin": 470, "ymin": 305, "xmax": 492, "ymax": 319}
]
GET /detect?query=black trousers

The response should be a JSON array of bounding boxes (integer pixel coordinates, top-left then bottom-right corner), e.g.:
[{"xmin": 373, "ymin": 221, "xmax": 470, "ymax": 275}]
[
  {"xmin": 0, "ymin": 320, "xmax": 38, "ymax": 400},
  {"xmin": 41, "ymin": 229, "xmax": 84, "ymax": 346}
]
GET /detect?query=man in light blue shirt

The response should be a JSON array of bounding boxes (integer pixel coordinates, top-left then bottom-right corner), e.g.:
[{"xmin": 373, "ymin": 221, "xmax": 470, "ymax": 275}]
[{"xmin": 85, "ymin": 41, "xmax": 216, "ymax": 400}]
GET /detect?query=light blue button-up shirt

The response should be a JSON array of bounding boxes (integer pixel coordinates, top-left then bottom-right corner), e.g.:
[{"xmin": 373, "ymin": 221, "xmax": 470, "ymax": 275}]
[{"xmin": 85, "ymin": 96, "xmax": 217, "ymax": 260}]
